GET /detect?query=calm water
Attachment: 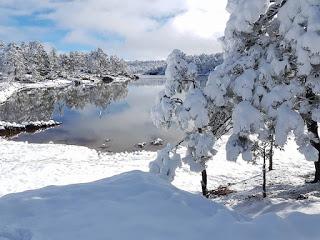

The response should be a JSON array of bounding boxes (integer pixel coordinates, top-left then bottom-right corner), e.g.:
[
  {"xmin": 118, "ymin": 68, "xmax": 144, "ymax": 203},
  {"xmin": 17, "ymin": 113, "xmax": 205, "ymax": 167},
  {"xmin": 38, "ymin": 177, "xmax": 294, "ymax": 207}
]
[{"xmin": 0, "ymin": 76, "xmax": 183, "ymax": 152}]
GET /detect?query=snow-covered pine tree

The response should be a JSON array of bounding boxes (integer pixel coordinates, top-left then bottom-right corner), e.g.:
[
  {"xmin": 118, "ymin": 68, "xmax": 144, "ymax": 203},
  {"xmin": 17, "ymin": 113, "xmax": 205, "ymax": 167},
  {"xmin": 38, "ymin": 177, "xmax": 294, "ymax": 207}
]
[
  {"xmin": 24, "ymin": 41, "xmax": 50, "ymax": 82},
  {"xmin": 48, "ymin": 48, "xmax": 60, "ymax": 80},
  {"xmin": 0, "ymin": 41, "xmax": 5, "ymax": 79},
  {"xmin": 58, "ymin": 53, "xmax": 72, "ymax": 78},
  {"xmin": 109, "ymin": 55, "xmax": 126, "ymax": 76},
  {"xmin": 150, "ymin": 49, "xmax": 231, "ymax": 196},
  {"xmin": 86, "ymin": 48, "xmax": 110, "ymax": 76},
  {"xmin": 206, "ymin": 0, "xmax": 320, "ymax": 182},
  {"xmin": 151, "ymin": 0, "xmax": 320, "ymax": 191},
  {"xmin": 3, "ymin": 43, "xmax": 26, "ymax": 81},
  {"xmin": 68, "ymin": 51, "xmax": 87, "ymax": 78},
  {"xmin": 277, "ymin": 0, "xmax": 320, "ymax": 182}
]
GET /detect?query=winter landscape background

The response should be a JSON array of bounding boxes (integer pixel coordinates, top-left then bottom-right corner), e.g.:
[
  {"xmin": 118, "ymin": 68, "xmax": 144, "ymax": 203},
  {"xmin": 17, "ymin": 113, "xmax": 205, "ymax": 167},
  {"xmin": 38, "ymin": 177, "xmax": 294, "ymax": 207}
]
[{"xmin": 1, "ymin": 0, "xmax": 320, "ymax": 239}]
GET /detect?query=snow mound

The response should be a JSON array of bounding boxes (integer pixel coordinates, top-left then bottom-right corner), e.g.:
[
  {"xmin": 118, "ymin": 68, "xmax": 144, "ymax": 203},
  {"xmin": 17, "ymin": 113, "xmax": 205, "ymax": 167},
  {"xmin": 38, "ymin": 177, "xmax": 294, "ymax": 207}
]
[
  {"xmin": 0, "ymin": 170, "xmax": 319, "ymax": 240},
  {"xmin": 0, "ymin": 171, "xmax": 226, "ymax": 240}
]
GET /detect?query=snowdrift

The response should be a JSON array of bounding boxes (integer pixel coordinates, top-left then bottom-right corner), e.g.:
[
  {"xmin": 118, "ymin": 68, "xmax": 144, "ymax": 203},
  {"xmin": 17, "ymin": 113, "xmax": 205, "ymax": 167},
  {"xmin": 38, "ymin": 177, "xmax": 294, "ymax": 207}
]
[{"xmin": 0, "ymin": 171, "xmax": 319, "ymax": 240}]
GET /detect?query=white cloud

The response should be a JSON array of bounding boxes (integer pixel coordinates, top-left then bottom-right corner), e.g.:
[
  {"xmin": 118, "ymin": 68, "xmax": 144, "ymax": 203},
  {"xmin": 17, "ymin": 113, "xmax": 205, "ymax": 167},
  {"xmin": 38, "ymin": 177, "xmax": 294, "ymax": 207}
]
[
  {"xmin": 0, "ymin": 0, "xmax": 229, "ymax": 60},
  {"xmin": 173, "ymin": 0, "xmax": 229, "ymax": 39}
]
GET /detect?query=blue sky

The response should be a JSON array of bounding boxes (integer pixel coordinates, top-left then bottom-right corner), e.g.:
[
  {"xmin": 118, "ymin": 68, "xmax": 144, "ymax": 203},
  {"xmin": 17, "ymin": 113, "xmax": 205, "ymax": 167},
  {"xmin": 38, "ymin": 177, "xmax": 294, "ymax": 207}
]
[{"xmin": 0, "ymin": 0, "xmax": 228, "ymax": 60}]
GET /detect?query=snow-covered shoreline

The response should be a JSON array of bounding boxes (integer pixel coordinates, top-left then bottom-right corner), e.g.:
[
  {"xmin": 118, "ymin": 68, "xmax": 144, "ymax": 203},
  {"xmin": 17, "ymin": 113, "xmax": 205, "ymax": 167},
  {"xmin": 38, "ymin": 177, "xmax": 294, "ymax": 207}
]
[
  {"xmin": 0, "ymin": 75, "xmax": 131, "ymax": 105},
  {"xmin": 0, "ymin": 80, "xmax": 71, "ymax": 104},
  {"xmin": 0, "ymin": 120, "xmax": 61, "ymax": 138}
]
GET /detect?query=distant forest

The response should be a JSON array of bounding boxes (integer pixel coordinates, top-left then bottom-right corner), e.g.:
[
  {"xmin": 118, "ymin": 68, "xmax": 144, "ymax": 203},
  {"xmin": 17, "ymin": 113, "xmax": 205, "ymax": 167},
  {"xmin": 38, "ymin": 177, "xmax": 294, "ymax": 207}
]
[
  {"xmin": 126, "ymin": 53, "xmax": 223, "ymax": 76},
  {"xmin": 0, "ymin": 41, "xmax": 128, "ymax": 82}
]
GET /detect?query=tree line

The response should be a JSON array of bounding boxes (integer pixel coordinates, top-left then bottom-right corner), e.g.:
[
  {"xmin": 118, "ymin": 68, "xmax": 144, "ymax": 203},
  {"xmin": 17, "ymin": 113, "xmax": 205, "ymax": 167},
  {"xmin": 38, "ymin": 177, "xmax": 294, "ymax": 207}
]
[{"xmin": 0, "ymin": 41, "xmax": 127, "ymax": 82}]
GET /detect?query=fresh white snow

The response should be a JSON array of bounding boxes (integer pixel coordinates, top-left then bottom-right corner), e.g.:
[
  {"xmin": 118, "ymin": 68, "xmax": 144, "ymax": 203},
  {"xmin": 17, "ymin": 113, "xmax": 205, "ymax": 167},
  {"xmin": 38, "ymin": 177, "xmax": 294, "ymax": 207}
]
[
  {"xmin": 0, "ymin": 127, "xmax": 319, "ymax": 240},
  {"xmin": 0, "ymin": 136, "xmax": 316, "ymax": 194},
  {"xmin": 0, "ymin": 120, "xmax": 60, "ymax": 129},
  {"xmin": 0, "ymin": 166, "xmax": 319, "ymax": 240}
]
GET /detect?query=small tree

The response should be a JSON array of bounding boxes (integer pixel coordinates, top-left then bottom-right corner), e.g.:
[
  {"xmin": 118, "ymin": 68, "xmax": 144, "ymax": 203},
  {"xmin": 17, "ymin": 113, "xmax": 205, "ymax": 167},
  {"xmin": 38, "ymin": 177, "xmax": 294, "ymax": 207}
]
[
  {"xmin": 150, "ymin": 49, "xmax": 231, "ymax": 196},
  {"xmin": 252, "ymin": 135, "xmax": 275, "ymax": 198}
]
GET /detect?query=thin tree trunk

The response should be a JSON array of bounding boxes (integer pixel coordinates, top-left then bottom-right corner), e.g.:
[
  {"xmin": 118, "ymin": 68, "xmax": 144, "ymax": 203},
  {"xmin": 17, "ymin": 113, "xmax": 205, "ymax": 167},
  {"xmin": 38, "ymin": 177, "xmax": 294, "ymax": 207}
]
[
  {"xmin": 263, "ymin": 147, "xmax": 267, "ymax": 198},
  {"xmin": 306, "ymin": 90, "xmax": 320, "ymax": 183},
  {"xmin": 201, "ymin": 170, "xmax": 208, "ymax": 197},
  {"xmin": 269, "ymin": 136, "xmax": 274, "ymax": 171},
  {"xmin": 306, "ymin": 119, "xmax": 320, "ymax": 183},
  {"xmin": 198, "ymin": 127, "xmax": 208, "ymax": 197}
]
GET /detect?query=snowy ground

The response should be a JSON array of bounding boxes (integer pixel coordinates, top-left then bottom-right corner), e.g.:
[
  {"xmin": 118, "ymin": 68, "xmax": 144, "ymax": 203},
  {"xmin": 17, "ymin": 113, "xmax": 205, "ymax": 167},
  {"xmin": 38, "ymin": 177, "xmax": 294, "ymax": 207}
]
[
  {"xmin": 2, "ymin": 170, "xmax": 319, "ymax": 240},
  {"xmin": 0, "ymin": 137, "xmax": 319, "ymax": 212},
  {"xmin": 0, "ymin": 137, "xmax": 319, "ymax": 239}
]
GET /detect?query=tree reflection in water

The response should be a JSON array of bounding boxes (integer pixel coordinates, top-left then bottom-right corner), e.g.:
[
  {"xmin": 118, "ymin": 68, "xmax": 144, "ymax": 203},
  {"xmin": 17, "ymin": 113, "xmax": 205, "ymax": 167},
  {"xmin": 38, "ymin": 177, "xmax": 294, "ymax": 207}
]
[
  {"xmin": 0, "ymin": 82, "xmax": 128, "ymax": 123},
  {"xmin": 0, "ymin": 77, "xmax": 183, "ymax": 152}
]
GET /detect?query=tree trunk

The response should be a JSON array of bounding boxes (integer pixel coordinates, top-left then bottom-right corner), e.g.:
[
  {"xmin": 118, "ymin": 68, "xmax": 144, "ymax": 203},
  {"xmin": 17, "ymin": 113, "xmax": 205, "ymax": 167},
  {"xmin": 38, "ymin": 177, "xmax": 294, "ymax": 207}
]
[
  {"xmin": 306, "ymin": 119, "xmax": 320, "ymax": 183},
  {"xmin": 269, "ymin": 137, "xmax": 274, "ymax": 171},
  {"xmin": 201, "ymin": 170, "xmax": 208, "ymax": 197},
  {"xmin": 306, "ymin": 90, "xmax": 320, "ymax": 183},
  {"xmin": 263, "ymin": 147, "xmax": 267, "ymax": 198}
]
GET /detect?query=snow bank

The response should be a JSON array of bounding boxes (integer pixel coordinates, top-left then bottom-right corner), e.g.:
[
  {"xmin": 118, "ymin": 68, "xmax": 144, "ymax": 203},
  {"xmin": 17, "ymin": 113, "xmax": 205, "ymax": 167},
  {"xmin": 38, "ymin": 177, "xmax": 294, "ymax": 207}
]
[
  {"xmin": 0, "ymin": 120, "xmax": 60, "ymax": 129},
  {"xmin": 0, "ymin": 170, "xmax": 319, "ymax": 240},
  {"xmin": 0, "ymin": 139, "xmax": 151, "ymax": 196}
]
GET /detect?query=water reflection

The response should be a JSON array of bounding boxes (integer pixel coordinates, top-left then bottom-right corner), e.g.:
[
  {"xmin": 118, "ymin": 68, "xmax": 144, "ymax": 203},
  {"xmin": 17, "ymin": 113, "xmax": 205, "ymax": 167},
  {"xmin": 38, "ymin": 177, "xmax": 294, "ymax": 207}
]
[
  {"xmin": 0, "ymin": 76, "xmax": 183, "ymax": 152},
  {"xmin": 0, "ymin": 82, "xmax": 128, "ymax": 123}
]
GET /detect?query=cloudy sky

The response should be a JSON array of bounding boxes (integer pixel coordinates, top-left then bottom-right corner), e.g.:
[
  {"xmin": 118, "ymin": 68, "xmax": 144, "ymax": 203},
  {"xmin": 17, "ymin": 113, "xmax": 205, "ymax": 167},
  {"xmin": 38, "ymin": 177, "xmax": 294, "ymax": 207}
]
[{"xmin": 0, "ymin": 0, "xmax": 229, "ymax": 60}]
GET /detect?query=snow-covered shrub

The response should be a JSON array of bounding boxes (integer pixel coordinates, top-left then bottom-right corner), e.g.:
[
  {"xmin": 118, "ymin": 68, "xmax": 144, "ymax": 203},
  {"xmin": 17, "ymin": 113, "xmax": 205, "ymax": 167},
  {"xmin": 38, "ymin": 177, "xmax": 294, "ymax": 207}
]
[{"xmin": 149, "ymin": 144, "xmax": 181, "ymax": 182}]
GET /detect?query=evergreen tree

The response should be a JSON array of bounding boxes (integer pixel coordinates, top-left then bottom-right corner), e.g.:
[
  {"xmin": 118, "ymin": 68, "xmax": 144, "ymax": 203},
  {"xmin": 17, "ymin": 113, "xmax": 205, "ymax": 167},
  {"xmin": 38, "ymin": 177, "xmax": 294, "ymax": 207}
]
[{"xmin": 206, "ymin": 0, "xmax": 320, "ymax": 181}]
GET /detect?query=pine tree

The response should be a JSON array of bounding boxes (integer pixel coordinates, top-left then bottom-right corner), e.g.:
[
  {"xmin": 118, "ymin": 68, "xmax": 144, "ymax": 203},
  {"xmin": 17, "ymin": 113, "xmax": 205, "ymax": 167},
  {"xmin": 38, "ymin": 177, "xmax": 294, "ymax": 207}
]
[
  {"xmin": 3, "ymin": 43, "xmax": 26, "ymax": 81},
  {"xmin": 206, "ymin": 0, "xmax": 320, "ymax": 181},
  {"xmin": 48, "ymin": 48, "xmax": 60, "ymax": 79}
]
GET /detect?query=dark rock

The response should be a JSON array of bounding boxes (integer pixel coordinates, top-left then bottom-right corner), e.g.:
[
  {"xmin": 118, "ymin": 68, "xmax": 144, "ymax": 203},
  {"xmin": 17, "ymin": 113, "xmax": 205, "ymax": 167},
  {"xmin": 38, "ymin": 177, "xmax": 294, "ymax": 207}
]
[
  {"xmin": 296, "ymin": 194, "xmax": 308, "ymax": 200},
  {"xmin": 102, "ymin": 76, "xmax": 114, "ymax": 83},
  {"xmin": 74, "ymin": 80, "xmax": 81, "ymax": 86}
]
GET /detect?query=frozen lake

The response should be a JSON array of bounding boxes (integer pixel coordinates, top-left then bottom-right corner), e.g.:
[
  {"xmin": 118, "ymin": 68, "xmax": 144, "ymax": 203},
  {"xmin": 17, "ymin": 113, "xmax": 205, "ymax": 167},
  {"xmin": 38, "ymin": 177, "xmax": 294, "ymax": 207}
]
[{"xmin": 0, "ymin": 76, "xmax": 183, "ymax": 152}]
